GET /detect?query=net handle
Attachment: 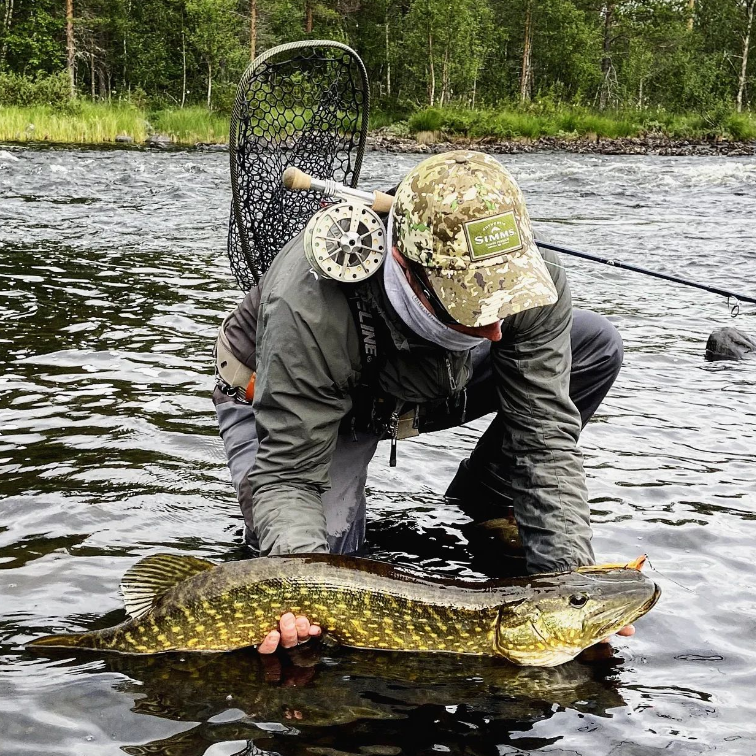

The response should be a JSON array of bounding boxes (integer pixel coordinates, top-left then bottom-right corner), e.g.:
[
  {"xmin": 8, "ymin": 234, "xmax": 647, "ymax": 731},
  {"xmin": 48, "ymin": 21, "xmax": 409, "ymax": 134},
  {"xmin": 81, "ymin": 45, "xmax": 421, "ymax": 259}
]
[
  {"xmin": 229, "ymin": 40, "xmax": 370, "ymax": 284},
  {"xmin": 283, "ymin": 167, "xmax": 394, "ymax": 213}
]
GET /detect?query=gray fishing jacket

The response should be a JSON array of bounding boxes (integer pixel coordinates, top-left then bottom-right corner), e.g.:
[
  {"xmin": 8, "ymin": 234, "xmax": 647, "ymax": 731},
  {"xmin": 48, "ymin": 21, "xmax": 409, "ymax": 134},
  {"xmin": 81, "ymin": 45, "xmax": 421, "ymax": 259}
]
[{"xmin": 221, "ymin": 232, "xmax": 593, "ymax": 574}]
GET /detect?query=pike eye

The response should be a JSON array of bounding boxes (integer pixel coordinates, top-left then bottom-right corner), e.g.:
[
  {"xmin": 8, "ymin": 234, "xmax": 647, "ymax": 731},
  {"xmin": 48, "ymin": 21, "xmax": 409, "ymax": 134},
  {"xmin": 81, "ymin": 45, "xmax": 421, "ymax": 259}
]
[{"xmin": 569, "ymin": 593, "xmax": 588, "ymax": 608}]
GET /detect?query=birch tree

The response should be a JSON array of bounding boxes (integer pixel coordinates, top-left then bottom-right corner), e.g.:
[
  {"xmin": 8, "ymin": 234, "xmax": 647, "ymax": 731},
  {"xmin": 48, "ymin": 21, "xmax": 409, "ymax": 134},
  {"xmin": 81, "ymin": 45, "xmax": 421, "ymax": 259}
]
[{"xmin": 736, "ymin": 0, "xmax": 755, "ymax": 110}]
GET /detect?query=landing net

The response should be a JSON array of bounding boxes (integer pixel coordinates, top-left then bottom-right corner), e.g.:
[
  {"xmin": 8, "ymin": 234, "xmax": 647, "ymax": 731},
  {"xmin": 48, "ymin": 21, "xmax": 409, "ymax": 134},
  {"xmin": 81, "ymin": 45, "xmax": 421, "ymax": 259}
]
[{"xmin": 228, "ymin": 40, "xmax": 369, "ymax": 290}]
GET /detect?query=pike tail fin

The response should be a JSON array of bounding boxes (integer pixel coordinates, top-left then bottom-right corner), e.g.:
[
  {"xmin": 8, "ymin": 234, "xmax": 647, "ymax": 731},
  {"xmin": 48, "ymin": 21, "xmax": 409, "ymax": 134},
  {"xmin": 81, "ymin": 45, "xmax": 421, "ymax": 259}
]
[{"xmin": 27, "ymin": 632, "xmax": 94, "ymax": 650}]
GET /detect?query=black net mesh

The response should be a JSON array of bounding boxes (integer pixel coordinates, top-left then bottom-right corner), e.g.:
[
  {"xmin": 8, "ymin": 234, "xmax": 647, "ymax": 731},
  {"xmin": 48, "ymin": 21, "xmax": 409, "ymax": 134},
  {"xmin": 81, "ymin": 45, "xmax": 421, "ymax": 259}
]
[{"xmin": 228, "ymin": 41, "xmax": 369, "ymax": 290}]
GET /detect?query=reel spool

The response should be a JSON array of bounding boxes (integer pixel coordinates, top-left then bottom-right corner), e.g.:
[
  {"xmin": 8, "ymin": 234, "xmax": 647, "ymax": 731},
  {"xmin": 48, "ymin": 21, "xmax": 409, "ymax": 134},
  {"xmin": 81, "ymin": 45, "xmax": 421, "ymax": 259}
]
[{"xmin": 304, "ymin": 201, "xmax": 387, "ymax": 282}]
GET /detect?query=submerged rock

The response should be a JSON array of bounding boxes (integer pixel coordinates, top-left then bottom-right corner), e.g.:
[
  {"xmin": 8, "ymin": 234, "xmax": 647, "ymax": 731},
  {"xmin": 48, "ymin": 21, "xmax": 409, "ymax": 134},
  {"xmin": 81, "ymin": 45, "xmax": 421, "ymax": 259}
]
[{"xmin": 705, "ymin": 327, "xmax": 756, "ymax": 361}]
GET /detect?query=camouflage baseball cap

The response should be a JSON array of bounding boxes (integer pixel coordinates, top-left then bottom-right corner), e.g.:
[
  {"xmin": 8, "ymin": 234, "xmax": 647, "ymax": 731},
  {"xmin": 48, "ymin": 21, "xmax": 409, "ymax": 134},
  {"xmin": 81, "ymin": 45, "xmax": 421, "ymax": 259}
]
[{"xmin": 392, "ymin": 150, "xmax": 557, "ymax": 327}]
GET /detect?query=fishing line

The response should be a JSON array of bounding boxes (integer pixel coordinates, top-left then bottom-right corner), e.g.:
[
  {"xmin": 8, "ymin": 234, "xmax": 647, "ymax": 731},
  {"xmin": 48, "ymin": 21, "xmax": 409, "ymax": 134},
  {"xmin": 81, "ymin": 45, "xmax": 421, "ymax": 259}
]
[{"xmin": 644, "ymin": 555, "xmax": 695, "ymax": 593}]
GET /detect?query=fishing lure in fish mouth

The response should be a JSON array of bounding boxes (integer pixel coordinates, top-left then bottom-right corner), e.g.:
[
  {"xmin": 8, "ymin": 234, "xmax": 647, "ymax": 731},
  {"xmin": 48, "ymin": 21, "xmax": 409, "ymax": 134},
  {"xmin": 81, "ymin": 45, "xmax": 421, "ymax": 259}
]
[{"xmin": 27, "ymin": 553, "xmax": 660, "ymax": 667}]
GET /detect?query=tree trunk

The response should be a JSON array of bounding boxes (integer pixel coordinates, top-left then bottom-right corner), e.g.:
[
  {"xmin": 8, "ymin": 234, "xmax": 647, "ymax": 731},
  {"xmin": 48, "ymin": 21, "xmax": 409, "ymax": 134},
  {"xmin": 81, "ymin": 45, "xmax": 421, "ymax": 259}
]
[
  {"xmin": 305, "ymin": 0, "xmax": 313, "ymax": 33},
  {"xmin": 250, "ymin": 0, "xmax": 257, "ymax": 60},
  {"xmin": 520, "ymin": 0, "xmax": 534, "ymax": 103},
  {"xmin": 123, "ymin": 0, "xmax": 131, "ymax": 89},
  {"xmin": 427, "ymin": 26, "xmax": 435, "ymax": 106},
  {"xmin": 66, "ymin": 0, "xmax": 75, "ymax": 97},
  {"xmin": 97, "ymin": 62, "xmax": 107, "ymax": 99},
  {"xmin": 1, "ymin": 0, "xmax": 15, "ymax": 69},
  {"xmin": 599, "ymin": 1, "xmax": 614, "ymax": 110},
  {"xmin": 687, "ymin": 0, "xmax": 695, "ymax": 31},
  {"xmin": 385, "ymin": 19, "xmax": 391, "ymax": 98},
  {"xmin": 206, "ymin": 60, "xmax": 212, "ymax": 109},
  {"xmin": 90, "ymin": 52, "xmax": 95, "ymax": 99},
  {"xmin": 439, "ymin": 42, "xmax": 450, "ymax": 106},
  {"xmin": 181, "ymin": 29, "xmax": 186, "ymax": 108},
  {"xmin": 471, "ymin": 61, "xmax": 478, "ymax": 109},
  {"xmin": 737, "ymin": 0, "xmax": 755, "ymax": 112}
]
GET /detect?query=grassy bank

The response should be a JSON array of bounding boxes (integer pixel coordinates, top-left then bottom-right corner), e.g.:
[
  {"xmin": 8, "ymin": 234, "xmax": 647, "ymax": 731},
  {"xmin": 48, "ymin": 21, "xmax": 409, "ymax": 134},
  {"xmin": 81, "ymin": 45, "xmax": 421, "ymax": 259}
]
[
  {"xmin": 1, "ymin": 101, "xmax": 755, "ymax": 146},
  {"xmin": 405, "ymin": 106, "xmax": 756, "ymax": 141},
  {"xmin": 0, "ymin": 102, "xmax": 229, "ymax": 145}
]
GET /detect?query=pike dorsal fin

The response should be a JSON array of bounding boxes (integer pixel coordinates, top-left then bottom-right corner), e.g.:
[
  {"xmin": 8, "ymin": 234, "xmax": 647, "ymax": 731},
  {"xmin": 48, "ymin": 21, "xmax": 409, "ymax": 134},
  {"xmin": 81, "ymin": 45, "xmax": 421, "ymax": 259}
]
[{"xmin": 120, "ymin": 554, "xmax": 215, "ymax": 620}]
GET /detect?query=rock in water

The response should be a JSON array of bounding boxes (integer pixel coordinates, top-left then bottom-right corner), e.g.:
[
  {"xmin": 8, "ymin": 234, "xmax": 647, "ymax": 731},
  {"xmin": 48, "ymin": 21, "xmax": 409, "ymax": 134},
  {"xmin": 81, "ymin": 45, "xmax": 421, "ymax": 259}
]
[
  {"xmin": 705, "ymin": 327, "xmax": 756, "ymax": 361},
  {"xmin": 147, "ymin": 134, "xmax": 172, "ymax": 148}
]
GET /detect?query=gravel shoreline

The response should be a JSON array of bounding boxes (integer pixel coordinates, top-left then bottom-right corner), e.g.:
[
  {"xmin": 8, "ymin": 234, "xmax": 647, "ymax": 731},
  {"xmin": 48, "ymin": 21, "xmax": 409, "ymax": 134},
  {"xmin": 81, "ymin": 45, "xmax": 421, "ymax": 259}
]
[{"xmin": 366, "ymin": 131, "xmax": 756, "ymax": 157}]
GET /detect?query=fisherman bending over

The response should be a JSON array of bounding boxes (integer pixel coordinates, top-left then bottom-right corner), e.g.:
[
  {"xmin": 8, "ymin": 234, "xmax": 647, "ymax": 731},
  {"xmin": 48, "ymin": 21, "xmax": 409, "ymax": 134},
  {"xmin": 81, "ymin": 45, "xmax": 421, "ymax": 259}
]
[{"xmin": 213, "ymin": 151, "xmax": 629, "ymax": 653}]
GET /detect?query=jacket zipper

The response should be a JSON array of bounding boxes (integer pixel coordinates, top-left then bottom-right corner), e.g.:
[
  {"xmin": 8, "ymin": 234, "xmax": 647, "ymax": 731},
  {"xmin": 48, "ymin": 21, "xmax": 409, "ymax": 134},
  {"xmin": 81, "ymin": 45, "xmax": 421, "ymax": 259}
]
[{"xmin": 445, "ymin": 356, "xmax": 457, "ymax": 393}]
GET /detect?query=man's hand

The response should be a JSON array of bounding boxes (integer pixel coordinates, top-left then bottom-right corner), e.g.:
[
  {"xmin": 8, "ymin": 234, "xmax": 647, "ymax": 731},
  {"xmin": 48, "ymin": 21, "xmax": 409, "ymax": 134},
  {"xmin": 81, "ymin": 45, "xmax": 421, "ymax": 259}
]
[{"xmin": 258, "ymin": 612, "xmax": 321, "ymax": 654}]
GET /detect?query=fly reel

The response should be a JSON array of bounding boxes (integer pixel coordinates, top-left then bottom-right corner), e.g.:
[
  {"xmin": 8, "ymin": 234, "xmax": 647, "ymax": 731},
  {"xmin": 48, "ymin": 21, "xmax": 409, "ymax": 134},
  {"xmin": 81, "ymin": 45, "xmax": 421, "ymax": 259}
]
[{"xmin": 303, "ymin": 201, "xmax": 387, "ymax": 282}]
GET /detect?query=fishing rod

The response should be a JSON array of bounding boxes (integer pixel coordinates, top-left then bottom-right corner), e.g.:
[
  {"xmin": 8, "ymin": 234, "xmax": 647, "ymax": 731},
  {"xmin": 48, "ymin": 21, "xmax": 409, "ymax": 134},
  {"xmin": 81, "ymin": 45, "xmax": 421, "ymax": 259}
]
[
  {"xmin": 282, "ymin": 168, "xmax": 756, "ymax": 312},
  {"xmin": 536, "ymin": 241, "xmax": 756, "ymax": 311}
]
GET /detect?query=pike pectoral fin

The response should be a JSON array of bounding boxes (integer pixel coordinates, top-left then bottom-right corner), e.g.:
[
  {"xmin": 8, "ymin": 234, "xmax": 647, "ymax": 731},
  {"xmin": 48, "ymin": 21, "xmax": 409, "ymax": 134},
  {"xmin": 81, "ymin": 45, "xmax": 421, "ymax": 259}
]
[{"xmin": 121, "ymin": 554, "xmax": 216, "ymax": 619}]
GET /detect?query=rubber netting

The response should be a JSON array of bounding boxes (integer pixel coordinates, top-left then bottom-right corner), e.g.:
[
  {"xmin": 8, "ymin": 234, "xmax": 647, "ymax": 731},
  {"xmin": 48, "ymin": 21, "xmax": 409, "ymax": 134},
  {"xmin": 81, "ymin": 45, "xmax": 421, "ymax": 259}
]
[{"xmin": 228, "ymin": 41, "xmax": 369, "ymax": 290}]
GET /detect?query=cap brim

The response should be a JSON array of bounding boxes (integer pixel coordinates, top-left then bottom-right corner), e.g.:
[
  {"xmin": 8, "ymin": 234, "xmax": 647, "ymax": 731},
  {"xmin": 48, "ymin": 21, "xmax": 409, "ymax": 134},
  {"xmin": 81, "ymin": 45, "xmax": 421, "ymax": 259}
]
[{"xmin": 426, "ymin": 243, "xmax": 558, "ymax": 327}]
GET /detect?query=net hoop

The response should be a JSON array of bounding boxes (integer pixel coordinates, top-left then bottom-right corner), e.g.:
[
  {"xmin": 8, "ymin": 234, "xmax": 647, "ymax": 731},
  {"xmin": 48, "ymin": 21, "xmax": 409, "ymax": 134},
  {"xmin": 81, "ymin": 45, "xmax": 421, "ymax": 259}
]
[{"xmin": 228, "ymin": 40, "xmax": 370, "ymax": 289}]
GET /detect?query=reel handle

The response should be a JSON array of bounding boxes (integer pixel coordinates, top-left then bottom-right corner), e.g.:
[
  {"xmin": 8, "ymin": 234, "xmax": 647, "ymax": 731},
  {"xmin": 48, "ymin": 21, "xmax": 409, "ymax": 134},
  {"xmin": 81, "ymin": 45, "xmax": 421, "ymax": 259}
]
[{"xmin": 283, "ymin": 167, "xmax": 395, "ymax": 214}]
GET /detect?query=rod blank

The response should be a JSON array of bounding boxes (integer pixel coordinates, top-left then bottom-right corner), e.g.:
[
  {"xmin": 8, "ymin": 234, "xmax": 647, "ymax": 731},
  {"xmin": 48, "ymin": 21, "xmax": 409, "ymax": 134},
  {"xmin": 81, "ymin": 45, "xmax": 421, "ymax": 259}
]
[{"xmin": 537, "ymin": 241, "xmax": 756, "ymax": 306}]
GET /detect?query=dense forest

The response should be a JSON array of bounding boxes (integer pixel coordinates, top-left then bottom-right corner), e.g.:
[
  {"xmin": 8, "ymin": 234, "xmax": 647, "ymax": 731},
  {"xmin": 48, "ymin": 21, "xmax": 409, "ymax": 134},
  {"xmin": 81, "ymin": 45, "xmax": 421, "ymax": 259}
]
[{"xmin": 0, "ymin": 0, "xmax": 754, "ymax": 120}]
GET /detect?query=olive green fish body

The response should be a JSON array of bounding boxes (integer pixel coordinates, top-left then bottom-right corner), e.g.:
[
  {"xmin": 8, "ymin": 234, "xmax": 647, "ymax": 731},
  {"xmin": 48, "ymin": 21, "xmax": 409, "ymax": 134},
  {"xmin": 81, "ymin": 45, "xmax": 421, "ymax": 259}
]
[{"xmin": 29, "ymin": 553, "xmax": 660, "ymax": 666}]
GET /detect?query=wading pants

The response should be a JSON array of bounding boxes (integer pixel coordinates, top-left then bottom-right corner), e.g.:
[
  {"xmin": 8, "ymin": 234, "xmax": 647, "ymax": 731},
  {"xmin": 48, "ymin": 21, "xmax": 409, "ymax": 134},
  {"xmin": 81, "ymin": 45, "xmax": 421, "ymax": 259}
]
[{"xmin": 214, "ymin": 308, "xmax": 623, "ymax": 555}]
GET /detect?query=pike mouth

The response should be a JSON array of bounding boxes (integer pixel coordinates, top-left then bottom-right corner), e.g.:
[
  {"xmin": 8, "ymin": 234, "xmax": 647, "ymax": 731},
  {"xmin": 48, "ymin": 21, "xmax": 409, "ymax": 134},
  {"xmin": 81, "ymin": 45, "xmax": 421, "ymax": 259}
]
[{"xmin": 593, "ymin": 584, "xmax": 661, "ymax": 638}]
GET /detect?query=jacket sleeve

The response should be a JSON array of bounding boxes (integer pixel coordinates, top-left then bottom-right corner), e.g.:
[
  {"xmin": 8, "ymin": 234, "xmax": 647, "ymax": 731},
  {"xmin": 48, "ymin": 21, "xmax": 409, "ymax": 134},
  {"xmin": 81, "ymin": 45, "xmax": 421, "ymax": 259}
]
[
  {"xmin": 492, "ymin": 251, "xmax": 594, "ymax": 574},
  {"xmin": 247, "ymin": 255, "xmax": 360, "ymax": 555}
]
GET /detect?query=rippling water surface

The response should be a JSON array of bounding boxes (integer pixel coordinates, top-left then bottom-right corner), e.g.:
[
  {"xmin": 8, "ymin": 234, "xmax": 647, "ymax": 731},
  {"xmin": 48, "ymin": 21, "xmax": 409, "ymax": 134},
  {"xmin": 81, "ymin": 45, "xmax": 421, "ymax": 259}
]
[{"xmin": 0, "ymin": 145, "xmax": 755, "ymax": 756}]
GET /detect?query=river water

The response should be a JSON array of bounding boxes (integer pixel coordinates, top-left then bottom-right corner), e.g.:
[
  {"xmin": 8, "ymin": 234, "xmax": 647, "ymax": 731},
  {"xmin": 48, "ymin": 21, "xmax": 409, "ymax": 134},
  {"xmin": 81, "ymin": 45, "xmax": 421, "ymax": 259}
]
[{"xmin": 0, "ymin": 145, "xmax": 755, "ymax": 756}]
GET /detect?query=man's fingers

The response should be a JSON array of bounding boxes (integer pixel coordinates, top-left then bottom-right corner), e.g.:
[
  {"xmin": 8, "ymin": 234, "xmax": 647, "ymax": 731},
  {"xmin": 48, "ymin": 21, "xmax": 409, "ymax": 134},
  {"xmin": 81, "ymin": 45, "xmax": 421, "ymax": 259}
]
[
  {"xmin": 258, "ymin": 630, "xmax": 280, "ymax": 654},
  {"xmin": 294, "ymin": 615, "xmax": 311, "ymax": 641},
  {"xmin": 257, "ymin": 614, "xmax": 322, "ymax": 654},
  {"xmin": 279, "ymin": 612, "xmax": 299, "ymax": 648},
  {"xmin": 598, "ymin": 624, "xmax": 636, "ymax": 644}
]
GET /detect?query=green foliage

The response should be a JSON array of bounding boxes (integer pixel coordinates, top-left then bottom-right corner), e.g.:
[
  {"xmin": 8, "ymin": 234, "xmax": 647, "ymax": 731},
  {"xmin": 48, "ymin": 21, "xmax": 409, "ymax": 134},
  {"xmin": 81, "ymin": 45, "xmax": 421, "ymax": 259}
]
[
  {"xmin": 403, "ymin": 104, "xmax": 756, "ymax": 140},
  {"xmin": 152, "ymin": 106, "xmax": 229, "ymax": 141},
  {"xmin": 408, "ymin": 108, "xmax": 444, "ymax": 132},
  {"xmin": 0, "ymin": 0, "xmax": 753, "ymax": 139},
  {"xmin": 726, "ymin": 112, "xmax": 756, "ymax": 140},
  {"xmin": 0, "ymin": 72, "xmax": 71, "ymax": 108},
  {"xmin": 0, "ymin": 102, "xmax": 148, "ymax": 143}
]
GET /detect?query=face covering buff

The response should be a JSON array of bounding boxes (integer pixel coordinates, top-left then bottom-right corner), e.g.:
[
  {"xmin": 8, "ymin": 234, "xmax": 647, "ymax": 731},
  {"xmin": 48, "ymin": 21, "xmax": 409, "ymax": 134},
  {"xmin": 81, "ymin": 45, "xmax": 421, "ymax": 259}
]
[{"xmin": 383, "ymin": 208, "xmax": 486, "ymax": 352}]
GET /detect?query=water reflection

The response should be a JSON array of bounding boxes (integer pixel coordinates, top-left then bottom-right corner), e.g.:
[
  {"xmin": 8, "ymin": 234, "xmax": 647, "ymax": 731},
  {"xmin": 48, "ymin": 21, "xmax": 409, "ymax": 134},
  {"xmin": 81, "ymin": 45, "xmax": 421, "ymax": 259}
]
[{"xmin": 75, "ymin": 646, "xmax": 627, "ymax": 756}]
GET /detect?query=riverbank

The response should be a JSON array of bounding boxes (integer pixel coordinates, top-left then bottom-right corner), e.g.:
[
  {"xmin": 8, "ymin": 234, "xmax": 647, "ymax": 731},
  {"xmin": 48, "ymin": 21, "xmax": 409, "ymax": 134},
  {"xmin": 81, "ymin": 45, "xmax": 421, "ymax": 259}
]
[
  {"xmin": 1, "ymin": 102, "xmax": 754, "ymax": 156},
  {"xmin": 367, "ymin": 130, "xmax": 756, "ymax": 156}
]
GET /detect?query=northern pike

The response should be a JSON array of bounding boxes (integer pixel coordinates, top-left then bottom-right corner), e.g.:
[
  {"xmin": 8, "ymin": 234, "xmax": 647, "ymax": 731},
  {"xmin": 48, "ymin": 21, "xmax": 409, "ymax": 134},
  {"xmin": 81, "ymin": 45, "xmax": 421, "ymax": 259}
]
[{"xmin": 28, "ymin": 553, "xmax": 660, "ymax": 666}]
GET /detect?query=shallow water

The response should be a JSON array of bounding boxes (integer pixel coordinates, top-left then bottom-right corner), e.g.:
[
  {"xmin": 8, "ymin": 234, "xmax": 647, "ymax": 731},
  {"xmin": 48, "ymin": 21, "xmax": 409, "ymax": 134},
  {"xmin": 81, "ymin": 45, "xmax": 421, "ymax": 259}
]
[{"xmin": 0, "ymin": 145, "xmax": 755, "ymax": 756}]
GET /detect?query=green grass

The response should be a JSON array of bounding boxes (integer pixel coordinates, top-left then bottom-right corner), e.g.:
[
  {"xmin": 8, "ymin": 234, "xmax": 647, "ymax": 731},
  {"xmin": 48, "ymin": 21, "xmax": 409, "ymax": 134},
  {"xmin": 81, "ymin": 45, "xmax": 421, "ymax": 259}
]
[
  {"xmin": 405, "ymin": 105, "xmax": 756, "ymax": 141},
  {"xmin": 1, "ymin": 100, "xmax": 754, "ymax": 146},
  {"xmin": 0, "ymin": 101, "xmax": 230, "ymax": 145},
  {"xmin": 151, "ymin": 106, "xmax": 229, "ymax": 143},
  {"xmin": 0, "ymin": 102, "xmax": 150, "ymax": 143}
]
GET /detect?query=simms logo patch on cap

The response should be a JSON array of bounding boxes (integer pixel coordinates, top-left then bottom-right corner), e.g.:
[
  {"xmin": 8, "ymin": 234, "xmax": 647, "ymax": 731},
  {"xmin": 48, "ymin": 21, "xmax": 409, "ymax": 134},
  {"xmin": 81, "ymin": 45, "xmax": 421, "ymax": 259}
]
[{"xmin": 464, "ymin": 211, "xmax": 523, "ymax": 261}]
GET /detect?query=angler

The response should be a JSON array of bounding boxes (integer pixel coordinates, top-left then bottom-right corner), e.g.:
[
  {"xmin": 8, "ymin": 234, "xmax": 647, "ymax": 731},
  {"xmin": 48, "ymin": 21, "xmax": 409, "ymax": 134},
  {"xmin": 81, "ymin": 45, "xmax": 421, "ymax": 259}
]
[{"xmin": 215, "ymin": 149, "xmax": 632, "ymax": 652}]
